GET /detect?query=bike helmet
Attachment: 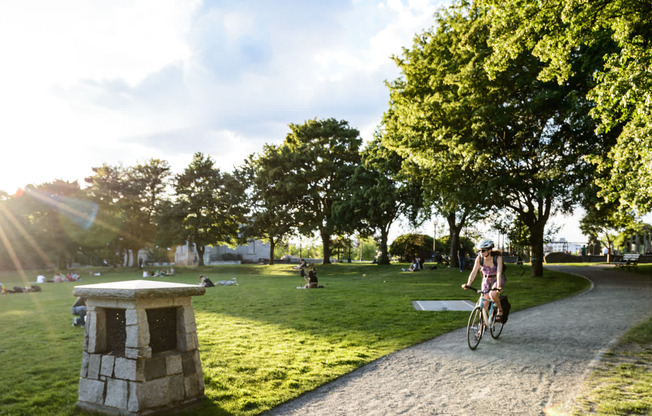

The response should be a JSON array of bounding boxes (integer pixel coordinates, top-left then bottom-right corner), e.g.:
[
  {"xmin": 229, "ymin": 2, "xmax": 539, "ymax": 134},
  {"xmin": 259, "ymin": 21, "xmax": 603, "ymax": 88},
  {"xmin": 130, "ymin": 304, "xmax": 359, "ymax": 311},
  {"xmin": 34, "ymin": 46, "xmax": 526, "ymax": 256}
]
[{"xmin": 479, "ymin": 240, "xmax": 494, "ymax": 249}]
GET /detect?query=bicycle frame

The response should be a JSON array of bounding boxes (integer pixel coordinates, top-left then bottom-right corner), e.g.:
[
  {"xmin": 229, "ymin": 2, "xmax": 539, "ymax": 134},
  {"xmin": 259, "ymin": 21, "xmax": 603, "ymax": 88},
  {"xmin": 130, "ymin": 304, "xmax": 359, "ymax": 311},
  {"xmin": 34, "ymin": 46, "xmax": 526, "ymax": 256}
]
[
  {"xmin": 464, "ymin": 285, "xmax": 504, "ymax": 350},
  {"xmin": 477, "ymin": 293, "xmax": 496, "ymax": 327}
]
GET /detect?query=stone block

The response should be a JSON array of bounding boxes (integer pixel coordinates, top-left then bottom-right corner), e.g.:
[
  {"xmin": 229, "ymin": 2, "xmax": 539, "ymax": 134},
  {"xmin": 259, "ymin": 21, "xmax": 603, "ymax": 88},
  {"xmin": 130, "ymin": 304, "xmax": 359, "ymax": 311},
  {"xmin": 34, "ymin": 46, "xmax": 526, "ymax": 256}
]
[
  {"xmin": 78, "ymin": 378, "xmax": 105, "ymax": 405},
  {"xmin": 88, "ymin": 354, "xmax": 102, "ymax": 380},
  {"xmin": 193, "ymin": 350, "xmax": 204, "ymax": 379},
  {"xmin": 174, "ymin": 297, "xmax": 191, "ymax": 307},
  {"xmin": 125, "ymin": 347, "xmax": 139, "ymax": 360},
  {"xmin": 137, "ymin": 298, "xmax": 174, "ymax": 309},
  {"xmin": 83, "ymin": 331, "xmax": 88, "ymax": 351},
  {"xmin": 114, "ymin": 357, "xmax": 139, "ymax": 381},
  {"xmin": 184, "ymin": 374, "xmax": 203, "ymax": 399},
  {"xmin": 139, "ymin": 378, "xmax": 172, "ymax": 409},
  {"xmin": 179, "ymin": 306, "xmax": 197, "ymax": 333},
  {"xmin": 125, "ymin": 323, "xmax": 149, "ymax": 349},
  {"xmin": 167, "ymin": 355, "xmax": 183, "ymax": 375},
  {"xmin": 100, "ymin": 355, "xmax": 115, "ymax": 378},
  {"xmin": 104, "ymin": 378, "xmax": 128, "ymax": 409},
  {"xmin": 87, "ymin": 310, "xmax": 107, "ymax": 353},
  {"xmin": 128, "ymin": 382, "xmax": 140, "ymax": 413},
  {"xmin": 88, "ymin": 298, "xmax": 120, "ymax": 308},
  {"xmin": 114, "ymin": 299, "xmax": 135, "ymax": 309},
  {"xmin": 182, "ymin": 352, "xmax": 196, "ymax": 376},
  {"xmin": 168, "ymin": 374, "xmax": 185, "ymax": 403},
  {"xmin": 80, "ymin": 352, "xmax": 89, "ymax": 378},
  {"xmin": 144, "ymin": 355, "xmax": 167, "ymax": 380},
  {"xmin": 180, "ymin": 332, "xmax": 197, "ymax": 351}
]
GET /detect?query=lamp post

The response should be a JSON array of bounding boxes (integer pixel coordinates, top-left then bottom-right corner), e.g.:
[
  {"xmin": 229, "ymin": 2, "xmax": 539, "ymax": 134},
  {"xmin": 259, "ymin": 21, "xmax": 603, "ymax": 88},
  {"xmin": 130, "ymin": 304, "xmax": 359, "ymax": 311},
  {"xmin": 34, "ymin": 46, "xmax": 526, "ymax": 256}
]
[{"xmin": 433, "ymin": 220, "xmax": 438, "ymax": 256}]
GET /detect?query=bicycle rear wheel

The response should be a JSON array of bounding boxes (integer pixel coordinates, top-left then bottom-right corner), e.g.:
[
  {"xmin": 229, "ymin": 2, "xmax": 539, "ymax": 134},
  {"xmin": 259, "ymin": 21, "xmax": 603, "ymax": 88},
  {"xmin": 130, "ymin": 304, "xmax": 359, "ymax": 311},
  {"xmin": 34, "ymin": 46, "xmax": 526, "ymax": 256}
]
[
  {"xmin": 467, "ymin": 307, "xmax": 484, "ymax": 350},
  {"xmin": 489, "ymin": 308, "xmax": 504, "ymax": 339}
]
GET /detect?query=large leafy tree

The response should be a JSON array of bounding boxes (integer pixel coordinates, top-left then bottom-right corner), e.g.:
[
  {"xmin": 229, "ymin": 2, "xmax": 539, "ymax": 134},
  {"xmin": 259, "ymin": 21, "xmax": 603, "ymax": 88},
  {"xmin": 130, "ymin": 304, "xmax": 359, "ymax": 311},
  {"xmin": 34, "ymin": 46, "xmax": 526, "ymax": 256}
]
[
  {"xmin": 481, "ymin": 0, "xmax": 652, "ymax": 217},
  {"xmin": 9, "ymin": 181, "xmax": 97, "ymax": 269},
  {"xmin": 237, "ymin": 145, "xmax": 295, "ymax": 265},
  {"xmin": 84, "ymin": 164, "xmax": 130, "ymax": 266},
  {"xmin": 121, "ymin": 159, "xmax": 171, "ymax": 266},
  {"xmin": 85, "ymin": 160, "xmax": 171, "ymax": 267},
  {"xmin": 268, "ymin": 118, "xmax": 362, "ymax": 264},
  {"xmin": 168, "ymin": 152, "xmax": 246, "ymax": 267},
  {"xmin": 382, "ymin": 5, "xmax": 491, "ymax": 267},
  {"xmin": 384, "ymin": 1, "xmax": 608, "ymax": 276},
  {"xmin": 340, "ymin": 135, "xmax": 424, "ymax": 265}
]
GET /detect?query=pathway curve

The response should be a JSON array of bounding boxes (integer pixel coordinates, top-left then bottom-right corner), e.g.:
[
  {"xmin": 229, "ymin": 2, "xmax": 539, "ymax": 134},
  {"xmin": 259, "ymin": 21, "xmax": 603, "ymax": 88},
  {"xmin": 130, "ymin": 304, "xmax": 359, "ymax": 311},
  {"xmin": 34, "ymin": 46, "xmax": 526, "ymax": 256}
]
[{"xmin": 266, "ymin": 266, "xmax": 652, "ymax": 415}]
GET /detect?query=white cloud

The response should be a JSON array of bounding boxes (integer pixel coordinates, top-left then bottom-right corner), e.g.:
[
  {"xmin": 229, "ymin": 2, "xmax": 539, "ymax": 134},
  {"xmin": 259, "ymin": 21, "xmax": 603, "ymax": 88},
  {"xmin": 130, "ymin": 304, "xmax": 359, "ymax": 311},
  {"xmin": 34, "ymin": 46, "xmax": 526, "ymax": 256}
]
[{"xmin": 0, "ymin": 0, "xmax": 452, "ymax": 193}]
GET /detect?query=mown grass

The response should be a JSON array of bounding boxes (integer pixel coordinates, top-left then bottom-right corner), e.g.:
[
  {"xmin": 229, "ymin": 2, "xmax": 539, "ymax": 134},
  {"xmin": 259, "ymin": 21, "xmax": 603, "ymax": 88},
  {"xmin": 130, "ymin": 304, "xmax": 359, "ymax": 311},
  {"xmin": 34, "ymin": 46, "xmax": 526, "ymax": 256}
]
[{"xmin": 0, "ymin": 263, "xmax": 589, "ymax": 415}]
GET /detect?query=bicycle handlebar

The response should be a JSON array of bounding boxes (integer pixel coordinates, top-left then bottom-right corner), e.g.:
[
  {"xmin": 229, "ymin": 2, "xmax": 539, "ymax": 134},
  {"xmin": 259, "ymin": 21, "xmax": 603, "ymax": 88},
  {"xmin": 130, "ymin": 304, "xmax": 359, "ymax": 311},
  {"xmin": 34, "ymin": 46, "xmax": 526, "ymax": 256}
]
[{"xmin": 461, "ymin": 284, "xmax": 501, "ymax": 294}]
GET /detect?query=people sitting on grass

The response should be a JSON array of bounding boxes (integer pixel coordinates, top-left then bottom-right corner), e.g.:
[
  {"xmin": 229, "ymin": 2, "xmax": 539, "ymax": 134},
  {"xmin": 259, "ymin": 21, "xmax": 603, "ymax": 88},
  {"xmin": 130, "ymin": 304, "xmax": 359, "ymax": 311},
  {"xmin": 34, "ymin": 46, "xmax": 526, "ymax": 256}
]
[
  {"xmin": 72, "ymin": 296, "xmax": 87, "ymax": 327},
  {"xmin": 301, "ymin": 267, "xmax": 319, "ymax": 288},
  {"xmin": 199, "ymin": 275, "xmax": 215, "ymax": 287},
  {"xmin": 402, "ymin": 258, "xmax": 422, "ymax": 272},
  {"xmin": 293, "ymin": 258, "xmax": 307, "ymax": 270}
]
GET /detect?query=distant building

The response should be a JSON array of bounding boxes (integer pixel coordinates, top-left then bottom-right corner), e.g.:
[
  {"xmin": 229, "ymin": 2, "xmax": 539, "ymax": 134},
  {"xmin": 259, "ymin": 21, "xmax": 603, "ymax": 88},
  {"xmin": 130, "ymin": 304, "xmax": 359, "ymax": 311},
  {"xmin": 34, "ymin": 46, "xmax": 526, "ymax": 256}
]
[
  {"xmin": 545, "ymin": 238, "xmax": 585, "ymax": 255},
  {"xmin": 174, "ymin": 240, "xmax": 270, "ymax": 265}
]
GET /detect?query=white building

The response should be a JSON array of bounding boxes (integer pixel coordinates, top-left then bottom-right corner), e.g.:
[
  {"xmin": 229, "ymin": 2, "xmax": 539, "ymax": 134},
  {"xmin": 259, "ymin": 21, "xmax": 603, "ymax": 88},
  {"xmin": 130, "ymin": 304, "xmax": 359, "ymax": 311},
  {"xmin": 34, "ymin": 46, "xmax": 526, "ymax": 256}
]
[{"xmin": 174, "ymin": 240, "xmax": 270, "ymax": 265}]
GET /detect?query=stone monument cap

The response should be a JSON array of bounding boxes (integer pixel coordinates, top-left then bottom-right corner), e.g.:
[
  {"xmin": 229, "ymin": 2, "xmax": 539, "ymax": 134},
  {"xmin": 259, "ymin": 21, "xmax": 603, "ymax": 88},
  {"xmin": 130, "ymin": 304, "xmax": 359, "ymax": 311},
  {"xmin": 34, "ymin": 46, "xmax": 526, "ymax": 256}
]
[{"xmin": 73, "ymin": 280, "xmax": 205, "ymax": 299}]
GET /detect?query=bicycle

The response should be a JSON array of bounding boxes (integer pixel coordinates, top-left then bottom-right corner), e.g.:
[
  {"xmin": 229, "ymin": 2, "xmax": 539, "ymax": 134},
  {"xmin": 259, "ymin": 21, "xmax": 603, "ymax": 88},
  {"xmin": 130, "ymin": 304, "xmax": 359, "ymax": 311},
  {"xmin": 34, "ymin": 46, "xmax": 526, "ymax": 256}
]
[{"xmin": 462, "ymin": 285, "xmax": 504, "ymax": 350}]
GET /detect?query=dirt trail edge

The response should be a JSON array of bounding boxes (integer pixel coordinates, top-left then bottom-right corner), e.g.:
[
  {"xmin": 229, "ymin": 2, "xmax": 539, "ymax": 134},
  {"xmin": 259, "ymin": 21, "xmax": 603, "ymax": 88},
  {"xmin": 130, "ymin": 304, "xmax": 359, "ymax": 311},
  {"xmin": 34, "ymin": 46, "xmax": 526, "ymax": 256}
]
[{"xmin": 266, "ymin": 266, "xmax": 652, "ymax": 416}]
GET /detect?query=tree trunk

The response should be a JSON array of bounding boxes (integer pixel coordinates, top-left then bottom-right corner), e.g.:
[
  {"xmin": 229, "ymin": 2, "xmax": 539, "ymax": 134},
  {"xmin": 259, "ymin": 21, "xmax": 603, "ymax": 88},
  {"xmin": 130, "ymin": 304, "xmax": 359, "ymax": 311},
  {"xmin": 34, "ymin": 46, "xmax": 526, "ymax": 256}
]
[
  {"xmin": 446, "ymin": 212, "xmax": 461, "ymax": 266},
  {"xmin": 530, "ymin": 224, "xmax": 545, "ymax": 277},
  {"xmin": 321, "ymin": 232, "xmax": 331, "ymax": 264},
  {"xmin": 197, "ymin": 245, "xmax": 205, "ymax": 267},
  {"xmin": 378, "ymin": 227, "xmax": 391, "ymax": 265},
  {"xmin": 268, "ymin": 239, "xmax": 276, "ymax": 265}
]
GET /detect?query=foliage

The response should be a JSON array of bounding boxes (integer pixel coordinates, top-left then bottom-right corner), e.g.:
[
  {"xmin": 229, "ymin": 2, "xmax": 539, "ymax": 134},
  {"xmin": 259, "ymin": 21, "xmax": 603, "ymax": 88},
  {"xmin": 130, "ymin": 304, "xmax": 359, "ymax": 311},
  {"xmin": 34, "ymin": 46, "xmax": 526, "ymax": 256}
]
[
  {"xmin": 0, "ymin": 180, "xmax": 101, "ymax": 270},
  {"xmin": 237, "ymin": 146, "xmax": 296, "ymax": 265},
  {"xmin": 389, "ymin": 233, "xmax": 435, "ymax": 262},
  {"xmin": 167, "ymin": 153, "xmax": 247, "ymax": 267},
  {"xmin": 481, "ymin": 0, "xmax": 652, "ymax": 217},
  {"xmin": 384, "ymin": 1, "xmax": 609, "ymax": 276},
  {"xmin": 262, "ymin": 118, "xmax": 362, "ymax": 264},
  {"xmin": 439, "ymin": 234, "xmax": 475, "ymax": 258},
  {"xmin": 0, "ymin": 264, "xmax": 589, "ymax": 416},
  {"xmin": 340, "ymin": 136, "xmax": 425, "ymax": 265}
]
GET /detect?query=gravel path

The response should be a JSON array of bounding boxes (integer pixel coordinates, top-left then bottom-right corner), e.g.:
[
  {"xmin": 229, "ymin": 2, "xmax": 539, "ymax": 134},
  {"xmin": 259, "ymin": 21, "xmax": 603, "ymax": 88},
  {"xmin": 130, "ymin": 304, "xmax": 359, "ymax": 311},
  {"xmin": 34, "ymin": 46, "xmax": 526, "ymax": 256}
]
[{"xmin": 266, "ymin": 266, "xmax": 652, "ymax": 416}]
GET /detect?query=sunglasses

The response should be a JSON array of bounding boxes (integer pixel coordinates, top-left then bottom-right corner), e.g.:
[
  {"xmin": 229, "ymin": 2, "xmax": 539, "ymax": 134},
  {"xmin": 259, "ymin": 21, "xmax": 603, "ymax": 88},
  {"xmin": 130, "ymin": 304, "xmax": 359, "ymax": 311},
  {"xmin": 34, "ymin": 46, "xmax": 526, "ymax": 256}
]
[{"xmin": 481, "ymin": 249, "xmax": 490, "ymax": 253}]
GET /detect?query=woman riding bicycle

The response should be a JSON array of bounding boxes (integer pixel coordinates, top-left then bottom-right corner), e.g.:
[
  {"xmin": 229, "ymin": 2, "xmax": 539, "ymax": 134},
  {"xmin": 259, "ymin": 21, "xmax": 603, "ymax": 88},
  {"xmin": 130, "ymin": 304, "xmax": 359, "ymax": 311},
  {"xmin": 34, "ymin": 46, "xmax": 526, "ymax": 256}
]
[{"xmin": 462, "ymin": 239, "xmax": 505, "ymax": 321}]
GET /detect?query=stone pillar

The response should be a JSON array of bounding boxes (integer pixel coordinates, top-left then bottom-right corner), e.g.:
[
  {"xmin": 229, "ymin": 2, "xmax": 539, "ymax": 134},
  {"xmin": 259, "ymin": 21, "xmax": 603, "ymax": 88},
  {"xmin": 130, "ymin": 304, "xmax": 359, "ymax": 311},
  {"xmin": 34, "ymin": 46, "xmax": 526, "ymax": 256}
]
[{"xmin": 73, "ymin": 280, "xmax": 205, "ymax": 416}]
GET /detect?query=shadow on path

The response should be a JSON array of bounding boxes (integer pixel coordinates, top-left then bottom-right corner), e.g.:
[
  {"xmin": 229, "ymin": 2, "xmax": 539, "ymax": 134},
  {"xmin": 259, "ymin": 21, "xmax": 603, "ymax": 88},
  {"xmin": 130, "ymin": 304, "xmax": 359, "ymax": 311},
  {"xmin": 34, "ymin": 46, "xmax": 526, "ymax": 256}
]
[{"xmin": 266, "ymin": 266, "xmax": 652, "ymax": 416}]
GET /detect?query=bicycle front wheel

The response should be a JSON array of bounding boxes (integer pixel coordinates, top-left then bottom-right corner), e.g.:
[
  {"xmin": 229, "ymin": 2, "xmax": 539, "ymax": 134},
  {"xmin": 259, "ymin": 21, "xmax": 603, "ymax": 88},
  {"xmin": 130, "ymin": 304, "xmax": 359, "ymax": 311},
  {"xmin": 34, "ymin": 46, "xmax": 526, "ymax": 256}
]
[
  {"xmin": 489, "ymin": 308, "xmax": 504, "ymax": 339},
  {"xmin": 467, "ymin": 307, "xmax": 484, "ymax": 350}
]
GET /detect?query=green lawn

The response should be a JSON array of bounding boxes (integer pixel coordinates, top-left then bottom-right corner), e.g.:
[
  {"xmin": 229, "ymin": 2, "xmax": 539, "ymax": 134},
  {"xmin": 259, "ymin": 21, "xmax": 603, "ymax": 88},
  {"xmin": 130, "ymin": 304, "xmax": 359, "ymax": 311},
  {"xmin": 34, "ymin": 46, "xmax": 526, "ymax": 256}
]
[{"xmin": 0, "ymin": 263, "xmax": 589, "ymax": 415}]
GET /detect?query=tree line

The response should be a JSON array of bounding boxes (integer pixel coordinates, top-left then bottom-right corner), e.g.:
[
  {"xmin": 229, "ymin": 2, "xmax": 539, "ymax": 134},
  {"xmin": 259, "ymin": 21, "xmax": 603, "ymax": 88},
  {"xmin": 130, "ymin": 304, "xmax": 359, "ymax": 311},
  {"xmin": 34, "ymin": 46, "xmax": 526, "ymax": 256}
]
[{"xmin": 1, "ymin": 0, "xmax": 650, "ymax": 276}]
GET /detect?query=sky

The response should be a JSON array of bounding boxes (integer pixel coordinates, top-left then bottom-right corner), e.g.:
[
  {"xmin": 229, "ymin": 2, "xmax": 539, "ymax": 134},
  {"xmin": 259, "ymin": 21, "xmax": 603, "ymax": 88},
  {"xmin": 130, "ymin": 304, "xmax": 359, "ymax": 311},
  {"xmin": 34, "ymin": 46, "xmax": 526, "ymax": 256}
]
[{"xmin": 0, "ymin": 0, "xmax": 603, "ymax": 243}]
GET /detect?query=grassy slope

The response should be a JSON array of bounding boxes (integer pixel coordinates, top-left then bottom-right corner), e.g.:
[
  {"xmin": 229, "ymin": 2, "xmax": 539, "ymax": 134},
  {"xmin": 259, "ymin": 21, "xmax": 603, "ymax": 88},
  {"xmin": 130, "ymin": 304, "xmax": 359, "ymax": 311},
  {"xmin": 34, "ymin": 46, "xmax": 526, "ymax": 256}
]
[{"xmin": 0, "ymin": 263, "xmax": 589, "ymax": 415}]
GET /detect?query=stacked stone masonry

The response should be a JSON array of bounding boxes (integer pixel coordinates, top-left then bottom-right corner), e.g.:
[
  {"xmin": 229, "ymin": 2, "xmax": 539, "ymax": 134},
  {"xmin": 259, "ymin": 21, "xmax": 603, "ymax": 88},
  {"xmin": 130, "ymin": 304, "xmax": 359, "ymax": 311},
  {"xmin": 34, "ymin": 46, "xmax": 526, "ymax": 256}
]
[{"xmin": 73, "ymin": 280, "xmax": 205, "ymax": 416}]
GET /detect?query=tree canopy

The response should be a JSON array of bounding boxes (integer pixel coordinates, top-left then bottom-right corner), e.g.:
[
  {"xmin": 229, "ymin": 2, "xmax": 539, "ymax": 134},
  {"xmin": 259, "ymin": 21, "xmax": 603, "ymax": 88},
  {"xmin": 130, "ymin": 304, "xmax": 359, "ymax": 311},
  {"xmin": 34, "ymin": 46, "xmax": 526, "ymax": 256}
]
[
  {"xmin": 482, "ymin": 0, "xmax": 652, "ymax": 217},
  {"xmin": 262, "ymin": 118, "xmax": 362, "ymax": 264},
  {"xmin": 384, "ymin": 1, "xmax": 609, "ymax": 276}
]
